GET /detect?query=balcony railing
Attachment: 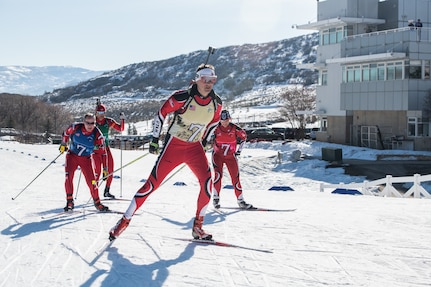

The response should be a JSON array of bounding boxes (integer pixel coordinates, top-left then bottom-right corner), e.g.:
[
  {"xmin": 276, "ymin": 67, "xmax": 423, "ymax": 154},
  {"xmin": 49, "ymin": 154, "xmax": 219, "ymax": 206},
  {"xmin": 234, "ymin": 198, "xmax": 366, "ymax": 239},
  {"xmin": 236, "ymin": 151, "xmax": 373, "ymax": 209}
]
[{"xmin": 346, "ymin": 26, "xmax": 430, "ymax": 43}]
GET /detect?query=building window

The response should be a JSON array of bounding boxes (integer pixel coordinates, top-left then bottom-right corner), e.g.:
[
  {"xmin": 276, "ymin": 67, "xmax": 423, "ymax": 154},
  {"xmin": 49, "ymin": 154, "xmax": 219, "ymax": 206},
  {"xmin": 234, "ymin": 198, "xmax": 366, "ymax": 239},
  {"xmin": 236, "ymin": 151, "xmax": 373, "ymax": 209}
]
[
  {"xmin": 320, "ymin": 70, "xmax": 328, "ymax": 86},
  {"xmin": 320, "ymin": 26, "xmax": 347, "ymax": 46},
  {"xmin": 408, "ymin": 117, "xmax": 429, "ymax": 137},
  {"xmin": 336, "ymin": 27, "xmax": 344, "ymax": 43},
  {"xmin": 395, "ymin": 61, "xmax": 403, "ymax": 79},
  {"xmin": 341, "ymin": 66, "xmax": 347, "ymax": 83},
  {"xmin": 347, "ymin": 66, "xmax": 354, "ymax": 82},
  {"xmin": 377, "ymin": 63, "xmax": 385, "ymax": 80},
  {"xmin": 362, "ymin": 64, "xmax": 370, "ymax": 81},
  {"xmin": 385, "ymin": 62, "xmax": 402, "ymax": 80},
  {"xmin": 329, "ymin": 28, "xmax": 337, "ymax": 44},
  {"xmin": 342, "ymin": 61, "xmax": 423, "ymax": 83},
  {"xmin": 321, "ymin": 118, "xmax": 327, "ymax": 132},
  {"xmin": 425, "ymin": 60, "xmax": 430, "ymax": 79},
  {"xmin": 406, "ymin": 60, "xmax": 422, "ymax": 79},
  {"xmin": 370, "ymin": 63, "xmax": 377, "ymax": 81},
  {"xmin": 321, "ymin": 31, "xmax": 329, "ymax": 45},
  {"xmin": 354, "ymin": 65, "xmax": 361, "ymax": 82},
  {"xmin": 386, "ymin": 62, "xmax": 395, "ymax": 80}
]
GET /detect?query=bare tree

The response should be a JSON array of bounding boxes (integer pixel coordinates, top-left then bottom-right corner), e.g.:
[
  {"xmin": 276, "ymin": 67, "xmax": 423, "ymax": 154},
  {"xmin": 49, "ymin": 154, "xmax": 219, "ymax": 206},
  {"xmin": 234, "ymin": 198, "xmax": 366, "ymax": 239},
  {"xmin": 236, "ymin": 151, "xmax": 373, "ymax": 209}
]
[
  {"xmin": 0, "ymin": 93, "xmax": 73, "ymax": 138},
  {"xmin": 278, "ymin": 85, "xmax": 316, "ymax": 139}
]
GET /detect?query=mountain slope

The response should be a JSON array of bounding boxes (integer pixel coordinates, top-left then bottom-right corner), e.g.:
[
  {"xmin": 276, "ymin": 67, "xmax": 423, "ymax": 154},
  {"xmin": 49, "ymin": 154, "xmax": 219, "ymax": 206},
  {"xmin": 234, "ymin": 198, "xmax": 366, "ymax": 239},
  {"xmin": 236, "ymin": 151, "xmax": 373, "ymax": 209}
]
[
  {"xmin": 0, "ymin": 66, "xmax": 104, "ymax": 96},
  {"xmin": 41, "ymin": 33, "xmax": 319, "ymax": 118}
]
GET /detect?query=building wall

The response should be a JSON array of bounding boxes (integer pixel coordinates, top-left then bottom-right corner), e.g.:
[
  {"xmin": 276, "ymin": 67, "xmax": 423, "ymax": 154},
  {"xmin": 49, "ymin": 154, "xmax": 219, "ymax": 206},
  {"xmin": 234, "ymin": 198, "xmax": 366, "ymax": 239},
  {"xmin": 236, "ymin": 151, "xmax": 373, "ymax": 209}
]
[
  {"xmin": 316, "ymin": 63, "xmax": 346, "ymax": 116},
  {"xmin": 317, "ymin": 0, "xmax": 379, "ymax": 20},
  {"xmin": 342, "ymin": 81, "xmax": 411, "ymax": 110},
  {"xmin": 309, "ymin": 0, "xmax": 431, "ymax": 150},
  {"xmin": 353, "ymin": 110, "xmax": 407, "ymax": 134},
  {"xmin": 379, "ymin": 0, "xmax": 431, "ymax": 30},
  {"xmin": 318, "ymin": 115, "xmax": 352, "ymax": 144},
  {"xmin": 351, "ymin": 110, "xmax": 431, "ymax": 150},
  {"xmin": 340, "ymin": 33, "xmax": 431, "ymax": 112}
]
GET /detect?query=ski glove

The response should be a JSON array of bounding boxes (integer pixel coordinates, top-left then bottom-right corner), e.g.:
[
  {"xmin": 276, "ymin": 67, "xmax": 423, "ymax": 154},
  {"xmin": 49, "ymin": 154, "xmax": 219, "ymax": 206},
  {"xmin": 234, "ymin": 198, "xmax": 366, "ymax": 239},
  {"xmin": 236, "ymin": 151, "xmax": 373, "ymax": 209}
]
[
  {"xmin": 59, "ymin": 143, "xmax": 68, "ymax": 154},
  {"xmin": 103, "ymin": 168, "xmax": 109, "ymax": 180},
  {"xmin": 149, "ymin": 137, "xmax": 159, "ymax": 154},
  {"xmin": 235, "ymin": 151, "xmax": 241, "ymax": 157},
  {"xmin": 119, "ymin": 112, "xmax": 126, "ymax": 120}
]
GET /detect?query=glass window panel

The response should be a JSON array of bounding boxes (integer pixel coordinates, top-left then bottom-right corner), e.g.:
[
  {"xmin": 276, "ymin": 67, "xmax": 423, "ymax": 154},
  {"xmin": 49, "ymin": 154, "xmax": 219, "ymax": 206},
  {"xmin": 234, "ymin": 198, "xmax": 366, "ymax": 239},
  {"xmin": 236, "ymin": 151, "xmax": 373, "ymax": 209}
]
[
  {"xmin": 370, "ymin": 64, "xmax": 377, "ymax": 81},
  {"xmin": 387, "ymin": 63, "xmax": 395, "ymax": 80},
  {"xmin": 321, "ymin": 70, "xmax": 328, "ymax": 85},
  {"xmin": 342, "ymin": 66, "xmax": 347, "ymax": 83},
  {"xmin": 354, "ymin": 66, "xmax": 361, "ymax": 82},
  {"xmin": 418, "ymin": 123, "xmax": 429, "ymax": 136},
  {"xmin": 395, "ymin": 66, "xmax": 403, "ymax": 79},
  {"xmin": 408, "ymin": 60, "xmax": 422, "ymax": 79},
  {"xmin": 362, "ymin": 69, "xmax": 370, "ymax": 81},
  {"xmin": 329, "ymin": 28, "xmax": 336, "ymax": 44},
  {"xmin": 347, "ymin": 67, "xmax": 354, "ymax": 82},
  {"xmin": 425, "ymin": 60, "xmax": 430, "ymax": 79},
  {"xmin": 408, "ymin": 123, "xmax": 416, "ymax": 136},
  {"xmin": 323, "ymin": 33, "xmax": 329, "ymax": 45},
  {"xmin": 377, "ymin": 64, "xmax": 385, "ymax": 80}
]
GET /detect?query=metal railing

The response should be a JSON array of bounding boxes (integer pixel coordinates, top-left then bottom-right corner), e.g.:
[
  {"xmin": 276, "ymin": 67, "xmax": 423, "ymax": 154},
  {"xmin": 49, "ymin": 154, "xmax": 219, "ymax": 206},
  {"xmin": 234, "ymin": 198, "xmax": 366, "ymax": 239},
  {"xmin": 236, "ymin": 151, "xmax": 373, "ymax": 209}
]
[{"xmin": 346, "ymin": 26, "xmax": 430, "ymax": 42}]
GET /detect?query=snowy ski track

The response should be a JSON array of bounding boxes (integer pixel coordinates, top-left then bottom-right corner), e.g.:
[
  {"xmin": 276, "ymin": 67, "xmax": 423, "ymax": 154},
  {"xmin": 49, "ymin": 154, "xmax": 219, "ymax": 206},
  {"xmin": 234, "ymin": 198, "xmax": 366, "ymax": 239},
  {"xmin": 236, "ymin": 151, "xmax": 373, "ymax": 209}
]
[{"xmin": 1, "ymin": 141, "xmax": 431, "ymax": 286}]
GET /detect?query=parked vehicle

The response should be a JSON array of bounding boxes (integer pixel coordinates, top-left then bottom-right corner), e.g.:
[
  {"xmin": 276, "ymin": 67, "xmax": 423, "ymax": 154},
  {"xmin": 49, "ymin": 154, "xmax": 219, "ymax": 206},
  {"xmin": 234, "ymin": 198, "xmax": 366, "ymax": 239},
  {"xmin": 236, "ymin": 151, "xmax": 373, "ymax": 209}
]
[
  {"xmin": 271, "ymin": 127, "xmax": 295, "ymax": 139},
  {"xmin": 109, "ymin": 134, "xmax": 152, "ymax": 149},
  {"xmin": 246, "ymin": 128, "xmax": 285, "ymax": 142},
  {"xmin": 304, "ymin": 128, "xmax": 319, "ymax": 140},
  {"xmin": 309, "ymin": 128, "xmax": 319, "ymax": 140},
  {"xmin": 244, "ymin": 128, "xmax": 257, "ymax": 138}
]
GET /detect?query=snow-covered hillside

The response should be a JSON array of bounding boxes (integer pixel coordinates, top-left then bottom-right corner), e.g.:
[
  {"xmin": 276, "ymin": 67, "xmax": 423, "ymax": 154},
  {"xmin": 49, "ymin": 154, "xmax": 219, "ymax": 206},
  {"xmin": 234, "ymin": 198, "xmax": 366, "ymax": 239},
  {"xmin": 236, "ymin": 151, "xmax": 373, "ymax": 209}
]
[
  {"xmin": 0, "ymin": 66, "xmax": 103, "ymax": 96},
  {"xmin": 41, "ymin": 34, "xmax": 319, "ymax": 116}
]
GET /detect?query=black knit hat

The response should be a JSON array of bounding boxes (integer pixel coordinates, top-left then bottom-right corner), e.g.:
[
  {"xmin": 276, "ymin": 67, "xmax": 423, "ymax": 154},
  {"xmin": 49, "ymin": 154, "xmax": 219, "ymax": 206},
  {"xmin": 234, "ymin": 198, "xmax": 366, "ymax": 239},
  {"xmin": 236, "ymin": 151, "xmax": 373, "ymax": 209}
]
[{"xmin": 221, "ymin": 110, "xmax": 231, "ymax": 120}]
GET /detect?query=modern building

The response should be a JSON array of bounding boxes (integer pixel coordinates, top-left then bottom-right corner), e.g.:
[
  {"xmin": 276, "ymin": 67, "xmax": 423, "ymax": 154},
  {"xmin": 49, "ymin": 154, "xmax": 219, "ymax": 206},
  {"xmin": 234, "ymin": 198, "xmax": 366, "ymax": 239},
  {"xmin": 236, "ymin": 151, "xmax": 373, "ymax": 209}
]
[{"xmin": 297, "ymin": 0, "xmax": 431, "ymax": 150}]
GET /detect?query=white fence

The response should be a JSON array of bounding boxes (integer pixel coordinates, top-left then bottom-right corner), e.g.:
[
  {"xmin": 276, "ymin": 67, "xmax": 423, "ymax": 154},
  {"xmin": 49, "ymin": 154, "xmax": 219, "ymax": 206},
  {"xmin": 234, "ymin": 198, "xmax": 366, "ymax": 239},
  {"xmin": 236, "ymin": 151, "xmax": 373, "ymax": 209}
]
[{"xmin": 320, "ymin": 174, "xmax": 431, "ymax": 199}]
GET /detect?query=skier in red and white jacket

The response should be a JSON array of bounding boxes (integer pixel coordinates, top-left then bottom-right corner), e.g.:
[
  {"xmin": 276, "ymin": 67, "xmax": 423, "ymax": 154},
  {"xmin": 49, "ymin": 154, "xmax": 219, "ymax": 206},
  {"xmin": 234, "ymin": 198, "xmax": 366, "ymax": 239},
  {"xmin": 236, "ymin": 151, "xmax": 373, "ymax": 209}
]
[
  {"xmin": 109, "ymin": 63, "xmax": 222, "ymax": 241},
  {"xmin": 93, "ymin": 103, "xmax": 125, "ymax": 198},
  {"xmin": 59, "ymin": 112, "xmax": 109, "ymax": 212},
  {"xmin": 212, "ymin": 110, "xmax": 253, "ymax": 209}
]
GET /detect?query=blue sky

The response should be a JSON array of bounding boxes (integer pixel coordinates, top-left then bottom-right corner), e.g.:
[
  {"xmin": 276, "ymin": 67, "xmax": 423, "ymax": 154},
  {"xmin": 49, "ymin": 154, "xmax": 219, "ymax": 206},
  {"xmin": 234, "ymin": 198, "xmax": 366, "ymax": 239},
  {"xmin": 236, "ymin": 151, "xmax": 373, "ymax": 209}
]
[{"xmin": 0, "ymin": 0, "xmax": 317, "ymax": 71}]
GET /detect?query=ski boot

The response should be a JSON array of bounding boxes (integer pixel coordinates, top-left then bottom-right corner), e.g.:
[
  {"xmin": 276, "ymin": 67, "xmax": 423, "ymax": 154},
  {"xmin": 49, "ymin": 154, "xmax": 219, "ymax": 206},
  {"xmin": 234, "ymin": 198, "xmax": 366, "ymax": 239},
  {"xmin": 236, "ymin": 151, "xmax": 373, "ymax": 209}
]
[
  {"xmin": 192, "ymin": 216, "xmax": 212, "ymax": 240},
  {"xmin": 237, "ymin": 199, "xmax": 254, "ymax": 210},
  {"xmin": 213, "ymin": 195, "xmax": 220, "ymax": 209},
  {"xmin": 94, "ymin": 199, "xmax": 109, "ymax": 212},
  {"xmin": 103, "ymin": 186, "xmax": 115, "ymax": 198},
  {"xmin": 63, "ymin": 199, "xmax": 74, "ymax": 212},
  {"xmin": 109, "ymin": 216, "xmax": 131, "ymax": 241}
]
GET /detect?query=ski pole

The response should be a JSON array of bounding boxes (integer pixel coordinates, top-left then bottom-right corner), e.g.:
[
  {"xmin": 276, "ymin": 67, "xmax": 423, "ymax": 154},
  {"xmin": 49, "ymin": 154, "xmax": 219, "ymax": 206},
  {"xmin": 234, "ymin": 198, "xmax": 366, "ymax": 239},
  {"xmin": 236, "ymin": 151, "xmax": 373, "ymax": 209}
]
[
  {"xmin": 12, "ymin": 152, "xmax": 63, "ymax": 200},
  {"xmin": 159, "ymin": 163, "xmax": 186, "ymax": 188},
  {"xmin": 98, "ymin": 152, "xmax": 150, "ymax": 185},
  {"xmin": 75, "ymin": 169, "xmax": 82, "ymax": 199},
  {"xmin": 120, "ymin": 138, "xmax": 123, "ymax": 197}
]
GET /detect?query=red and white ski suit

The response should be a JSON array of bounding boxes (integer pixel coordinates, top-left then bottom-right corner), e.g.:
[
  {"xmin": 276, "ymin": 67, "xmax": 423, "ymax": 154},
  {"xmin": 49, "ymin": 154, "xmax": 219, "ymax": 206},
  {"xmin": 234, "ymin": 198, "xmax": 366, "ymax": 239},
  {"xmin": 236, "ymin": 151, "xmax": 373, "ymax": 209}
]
[
  {"xmin": 62, "ymin": 123, "xmax": 107, "ymax": 202},
  {"xmin": 93, "ymin": 117, "xmax": 124, "ymax": 187},
  {"xmin": 212, "ymin": 122, "xmax": 247, "ymax": 200},
  {"xmin": 123, "ymin": 84, "xmax": 222, "ymax": 219}
]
